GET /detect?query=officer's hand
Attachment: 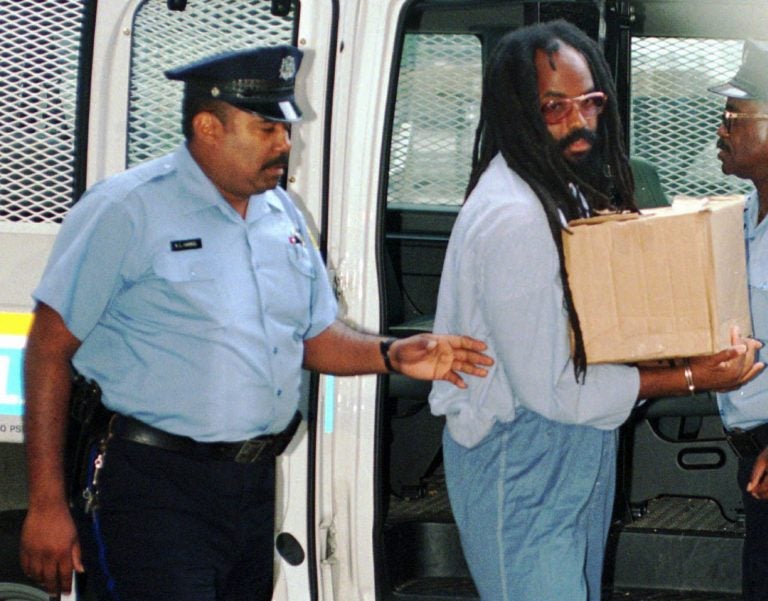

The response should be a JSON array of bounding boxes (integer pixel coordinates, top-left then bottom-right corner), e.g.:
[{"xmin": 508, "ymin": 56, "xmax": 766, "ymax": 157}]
[
  {"xmin": 20, "ymin": 502, "xmax": 84, "ymax": 595},
  {"xmin": 748, "ymin": 447, "xmax": 768, "ymax": 500},
  {"xmin": 389, "ymin": 334, "xmax": 493, "ymax": 387}
]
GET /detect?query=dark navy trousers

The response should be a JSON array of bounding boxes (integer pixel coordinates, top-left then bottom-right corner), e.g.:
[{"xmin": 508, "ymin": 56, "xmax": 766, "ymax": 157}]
[
  {"xmin": 75, "ymin": 436, "xmax": 276, "ymax": 601},
  {"xmin": 738, "ymin": 423, "xmax": 768, "ymax": 601}
]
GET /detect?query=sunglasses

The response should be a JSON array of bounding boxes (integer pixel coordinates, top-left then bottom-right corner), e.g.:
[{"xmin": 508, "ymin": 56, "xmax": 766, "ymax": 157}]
[
  {"xmin": 721, "ymin": 109, "xmax": 768, "ymax": 134},
  {"xmin": 540, "ymin": 91, "xmax": 607, "ymax": 124}
]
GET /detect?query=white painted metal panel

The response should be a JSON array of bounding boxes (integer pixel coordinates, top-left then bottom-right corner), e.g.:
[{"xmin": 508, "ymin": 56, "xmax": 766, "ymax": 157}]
[{"xmin": 313, "ymin": 1, "xmax": 408, "ymax": 599}]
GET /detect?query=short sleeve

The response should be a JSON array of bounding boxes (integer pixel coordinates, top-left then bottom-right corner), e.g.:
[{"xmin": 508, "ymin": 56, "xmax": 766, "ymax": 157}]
[{"xmin": 33, "ymin": 190, "xmax": 135, "ymax": 341}]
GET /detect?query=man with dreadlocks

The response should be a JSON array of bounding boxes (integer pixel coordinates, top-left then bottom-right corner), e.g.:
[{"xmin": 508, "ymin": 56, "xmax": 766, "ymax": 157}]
[{"xmin": 428, "ymin": 20, "xmax": 763, "ymax": 601}]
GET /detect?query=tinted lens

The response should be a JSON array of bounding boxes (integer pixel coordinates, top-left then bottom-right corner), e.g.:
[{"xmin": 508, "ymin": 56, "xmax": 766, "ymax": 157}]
[
  {"xmin": 540, "ymin": 93, "xmax": 606, "ymax": 124},
  {"xmin": 581, "ymin": 94, "xmax": 606, "ymax": 116},
  {"xmin": 722, "ymin": 112, "xmax": 732, "ymax": 133},
  {"xmin": 541, "ymin": 99, "xmax": 570, "ymax": 123}
]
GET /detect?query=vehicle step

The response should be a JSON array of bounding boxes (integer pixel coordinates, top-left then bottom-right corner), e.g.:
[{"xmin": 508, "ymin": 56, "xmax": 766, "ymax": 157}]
[{"xmin": 610, "ymin": 497, "xmax": 743, "ymax": 595}]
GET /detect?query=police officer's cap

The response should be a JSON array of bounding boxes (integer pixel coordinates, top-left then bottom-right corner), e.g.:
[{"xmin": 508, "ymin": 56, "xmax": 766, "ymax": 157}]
[
  {"xmin": 709, "ymin": 40, "xmax": 768, "ymax": 101},
  {"xmin": 165, "ymin": 45, "xmax": 303, "ymax": 122}
]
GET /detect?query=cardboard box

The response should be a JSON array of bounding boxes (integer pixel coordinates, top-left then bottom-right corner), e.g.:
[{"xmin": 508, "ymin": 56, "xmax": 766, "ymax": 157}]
[{"xmin": 562, "ymin": 196, "xmax": 750, "ymax": 364}]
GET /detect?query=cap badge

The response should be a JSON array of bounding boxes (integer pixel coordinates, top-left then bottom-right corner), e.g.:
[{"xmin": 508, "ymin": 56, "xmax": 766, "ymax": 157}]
[
  {"xmin": 279, "ymin": 55, "xmax": 296, "ymax": 81},
  {"xmin": 210, "ymin": 86, "xmax": 220, "ymax": 98}
]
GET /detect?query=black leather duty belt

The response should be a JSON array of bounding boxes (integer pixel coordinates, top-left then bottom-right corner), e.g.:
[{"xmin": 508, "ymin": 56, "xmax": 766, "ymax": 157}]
[
  {"xmin": 724, "ymin": 423, "xmax": 768, "ymax": 459},
  {"xmin": 110, "ymin": 411, "xmax": 302, "ymax": 463}
]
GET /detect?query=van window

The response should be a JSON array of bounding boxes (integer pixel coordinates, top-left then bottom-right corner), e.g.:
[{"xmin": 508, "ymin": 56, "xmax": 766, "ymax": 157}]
[
  {"xmin": 0, "ymin": 0, "xmax": 85, "ymax": 223},
  {"xmin": 630, "ymin": 36, "xmax": 751, "ymax": 197},
  {"xmin": 127, "ymin": 0, "xmax": 296, "ymax": 167},
  {"xmin": 386, "ymin": 33, "xmax": 482, "ymax": 207}
]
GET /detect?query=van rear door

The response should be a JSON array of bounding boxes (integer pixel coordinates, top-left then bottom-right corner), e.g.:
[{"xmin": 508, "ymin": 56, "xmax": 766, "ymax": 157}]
[{"xmin": 0, "ymin": 1, "xmax": 338, "ymax": 598}]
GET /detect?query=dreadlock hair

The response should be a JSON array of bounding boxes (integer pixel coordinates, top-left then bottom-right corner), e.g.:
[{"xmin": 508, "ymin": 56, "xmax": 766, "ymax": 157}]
[{"xmin": 466, "ymin": 19, "xmax": 637, "ymax": 382}]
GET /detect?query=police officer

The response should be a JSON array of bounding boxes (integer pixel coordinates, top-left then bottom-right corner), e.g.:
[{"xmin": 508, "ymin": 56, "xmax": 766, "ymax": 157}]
[
  {"xmin": 710, "ymin": 39, "xmax": 768, "ymax": 601},
  {"xmin": 19, "ymin": 46, "xmax": 492, "ymax": 601}
]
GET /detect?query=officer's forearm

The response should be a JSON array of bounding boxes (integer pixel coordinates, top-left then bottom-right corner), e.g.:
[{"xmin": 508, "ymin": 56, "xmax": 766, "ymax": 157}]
[
  {"xmin": 302, "ymin": 320, "xmax": 388, "ymax": 375},
  {"xmin": 23, "ymin": 303, "xmax": 81, "ymax": 509}
]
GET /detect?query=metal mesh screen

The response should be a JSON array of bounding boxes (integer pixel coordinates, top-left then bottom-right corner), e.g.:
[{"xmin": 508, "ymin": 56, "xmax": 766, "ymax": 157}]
[
  {"xmin": 387, "ymin": 34, "xmax": 482, "ymax": 206},
  {"xmin": 0, "ymin": 0, "xmax": 84, "ymax": 223},
  {"xmin": 128, "ymin": 0, "xmax": 295, "ymax": 167},
  {"xmin": 631, "ymin": 37, "xmax": 752, "ymax": 198}
]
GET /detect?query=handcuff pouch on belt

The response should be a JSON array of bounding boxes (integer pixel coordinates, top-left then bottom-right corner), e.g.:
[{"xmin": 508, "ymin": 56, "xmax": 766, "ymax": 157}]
[{"xmin": 65, "ymin": 370, "xmax": 113, "ymax": 509}]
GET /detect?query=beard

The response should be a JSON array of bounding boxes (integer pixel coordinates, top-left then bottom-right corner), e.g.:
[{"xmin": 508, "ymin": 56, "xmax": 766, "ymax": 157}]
[{"xmin": 558, "ymin": 128, "xmax": 614, "ymax": 199}]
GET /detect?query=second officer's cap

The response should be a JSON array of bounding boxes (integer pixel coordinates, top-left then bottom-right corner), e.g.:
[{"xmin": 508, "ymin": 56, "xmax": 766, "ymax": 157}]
[
  {"xmin": 709, "ymin": 40, "xmax": 768, "ymax": 100},
  {"xmin": 165, "ymin": 45, "xmax": 303, "ymax": 122}
]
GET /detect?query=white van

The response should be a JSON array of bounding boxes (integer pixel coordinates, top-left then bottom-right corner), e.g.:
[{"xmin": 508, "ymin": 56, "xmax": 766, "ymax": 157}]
[{"xmin": 0, "ymin": 1, "xmax": 762, "ymax": 599}]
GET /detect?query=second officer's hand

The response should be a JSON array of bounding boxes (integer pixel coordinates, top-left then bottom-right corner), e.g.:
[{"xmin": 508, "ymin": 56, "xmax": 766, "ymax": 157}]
[{"xmin": 748, "ymin": 447, "xmax": 768, "ymax": 500}]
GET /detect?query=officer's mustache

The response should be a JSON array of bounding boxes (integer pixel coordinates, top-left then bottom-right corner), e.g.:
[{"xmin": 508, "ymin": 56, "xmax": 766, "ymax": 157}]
[
  {"xmin": 717, "ymin": 138, "xmax": 730, "ymax": 152},
  {"xmin": 263, "ymin": 153, "xmax": 291, "ymax": 169},
  {"xmin": 558, "ymin": 128, "xmax": 598, "ymax": 152}
]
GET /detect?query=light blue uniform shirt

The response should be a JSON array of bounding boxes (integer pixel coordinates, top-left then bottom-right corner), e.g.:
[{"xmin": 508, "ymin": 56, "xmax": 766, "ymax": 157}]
[
  {"xmin": 34, "ymin": 144, "xmax": 338, "ymax": 441},
  {"xmin": 429, "ymin": 153, "xmax": 640, "ymax": 448},
  {"xmin": 718, "ymin": 190, "xmax": 768, "ymax": 431}
]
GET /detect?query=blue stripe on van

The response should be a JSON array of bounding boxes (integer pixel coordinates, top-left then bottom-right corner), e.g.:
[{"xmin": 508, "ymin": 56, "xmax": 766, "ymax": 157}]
[{"xmin": 0, "ymin": 347, "xmax": 24, "ymax": 416}]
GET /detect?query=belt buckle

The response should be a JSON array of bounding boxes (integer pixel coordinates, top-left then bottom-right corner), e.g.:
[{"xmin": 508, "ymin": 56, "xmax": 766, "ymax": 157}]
[{"xmin": 234, "ymin": 439, "xmax": 270, "ymax": 463}]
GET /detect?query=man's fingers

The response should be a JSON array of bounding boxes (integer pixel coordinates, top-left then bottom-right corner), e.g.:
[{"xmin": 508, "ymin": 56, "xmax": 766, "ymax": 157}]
[
  {"xmin": 457, "ymin": 349, "xmax": 494, "ymax": 367},
  {"xmin": 749, "ymin": 473, "xmax": 768, "ymax": 500},
  {"xmin": 718, "ymin": 346, "xmax": 745, "ymax": 363},
  {"xmin": 742, "ymin": 362, "xmax": 766, "ymax": 383},
  {"xmin": 453, "ymin": 358, "xmax": 490, "ymax": 377},
  {"xmin": 21, "ymin": 544, "xmax": 80, "ymax": 595},
  {"xmin": 72, "ymin": 544, "xmax": 85, "ymax": 574},
  {"xmin": 19, "ymin": 553, "xmax": 31, "ymax": 580},
  {"xmin": 445, "ymin": 335, "xmax": 488, "ymax": 351},
  {"xmin": 446, "ymin": 371, "xmax": 467, "ymax": 388},
  {"xmin": 40, "ymin": 561, "xmax": 60, "ymax": 595},
  {"xmin": 717, "ymin": 361, "xmax": 764, "ymax": 391},
  {"xmin": 59, "ymin": 565, "xmax": 74, "ymax": 595}
]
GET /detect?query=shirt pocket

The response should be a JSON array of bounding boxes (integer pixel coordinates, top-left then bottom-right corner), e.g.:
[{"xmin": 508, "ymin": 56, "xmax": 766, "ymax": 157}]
[
  {"xmin": 150, "ymin": 252, "xmax": 229, "ymax": 326},
  {"xmin": 287, "ymin": 241, "xmax": 317, "ymax": 278},
  {"xmin": 264, "ymin": 242, "xmax": 317, "ymax": 331}
]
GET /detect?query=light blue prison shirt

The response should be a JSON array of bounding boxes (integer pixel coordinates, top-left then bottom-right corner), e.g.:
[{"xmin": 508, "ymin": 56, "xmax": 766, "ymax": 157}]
[
  {"xmin": 34, "ymin": 144, "xmax": 338, "ymax": 441},
  {"xmin": 718, "ymin": 190, "xmax": 768, "ymax": 431},
  {"xmin": 429, "ymin": 153, "xmax": 640, "ymax": 448}
]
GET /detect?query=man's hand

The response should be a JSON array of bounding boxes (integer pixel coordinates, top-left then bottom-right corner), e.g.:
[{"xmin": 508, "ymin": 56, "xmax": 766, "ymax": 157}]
[
  {"xmin": 303, "ymin": 321, "xmax": 493, "ymax": 383},
  {"xmin": 748, "ymin": 447, "xmax": 768, "ymax": 500},
  {"xmin": 389, "ymin": 334, "xmax": 493, "ymax": 388},
  {"xmin": 21, "ymin": 303, "xmax": 84, "ymax": 596},
  {"xmin": 690, "ymin": 326, "xmax": 764, "ymax": 392},
  {"xmin": 20, "ymin": 502, "xmax": 84, "ymax": 595}
]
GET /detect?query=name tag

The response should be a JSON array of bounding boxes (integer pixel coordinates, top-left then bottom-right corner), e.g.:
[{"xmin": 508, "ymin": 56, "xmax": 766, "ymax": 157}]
[{"xmin": 170, "ymin": 238, "xmax": 202, "ymax": 252}]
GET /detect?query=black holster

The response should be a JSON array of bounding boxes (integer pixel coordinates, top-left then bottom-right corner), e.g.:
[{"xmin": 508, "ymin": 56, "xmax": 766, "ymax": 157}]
[{"xmin": 65, "ymin": 371, "xmax": 113, "ymax": 507}]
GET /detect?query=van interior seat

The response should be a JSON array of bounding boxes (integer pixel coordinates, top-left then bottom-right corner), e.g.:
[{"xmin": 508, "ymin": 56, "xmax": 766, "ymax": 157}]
[
  {"xmin": 630, "ymin": 156, "xmax": 671, "ymax": 209},
  {"xmin": 626, "ymin": 393, "xmax": 742, "ymax": 522}
]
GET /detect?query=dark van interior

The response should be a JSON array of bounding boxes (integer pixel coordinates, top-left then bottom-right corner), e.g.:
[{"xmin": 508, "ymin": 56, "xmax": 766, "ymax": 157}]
[{"xmin": 376, "ymin": 1, "xmax": 757, "ymax": 599}]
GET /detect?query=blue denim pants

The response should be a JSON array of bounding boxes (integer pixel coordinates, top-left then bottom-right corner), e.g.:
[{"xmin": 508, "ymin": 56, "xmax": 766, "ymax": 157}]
[{"xmin": 443, "ymin": 407, "xmax": 617, "ymax": 601}]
